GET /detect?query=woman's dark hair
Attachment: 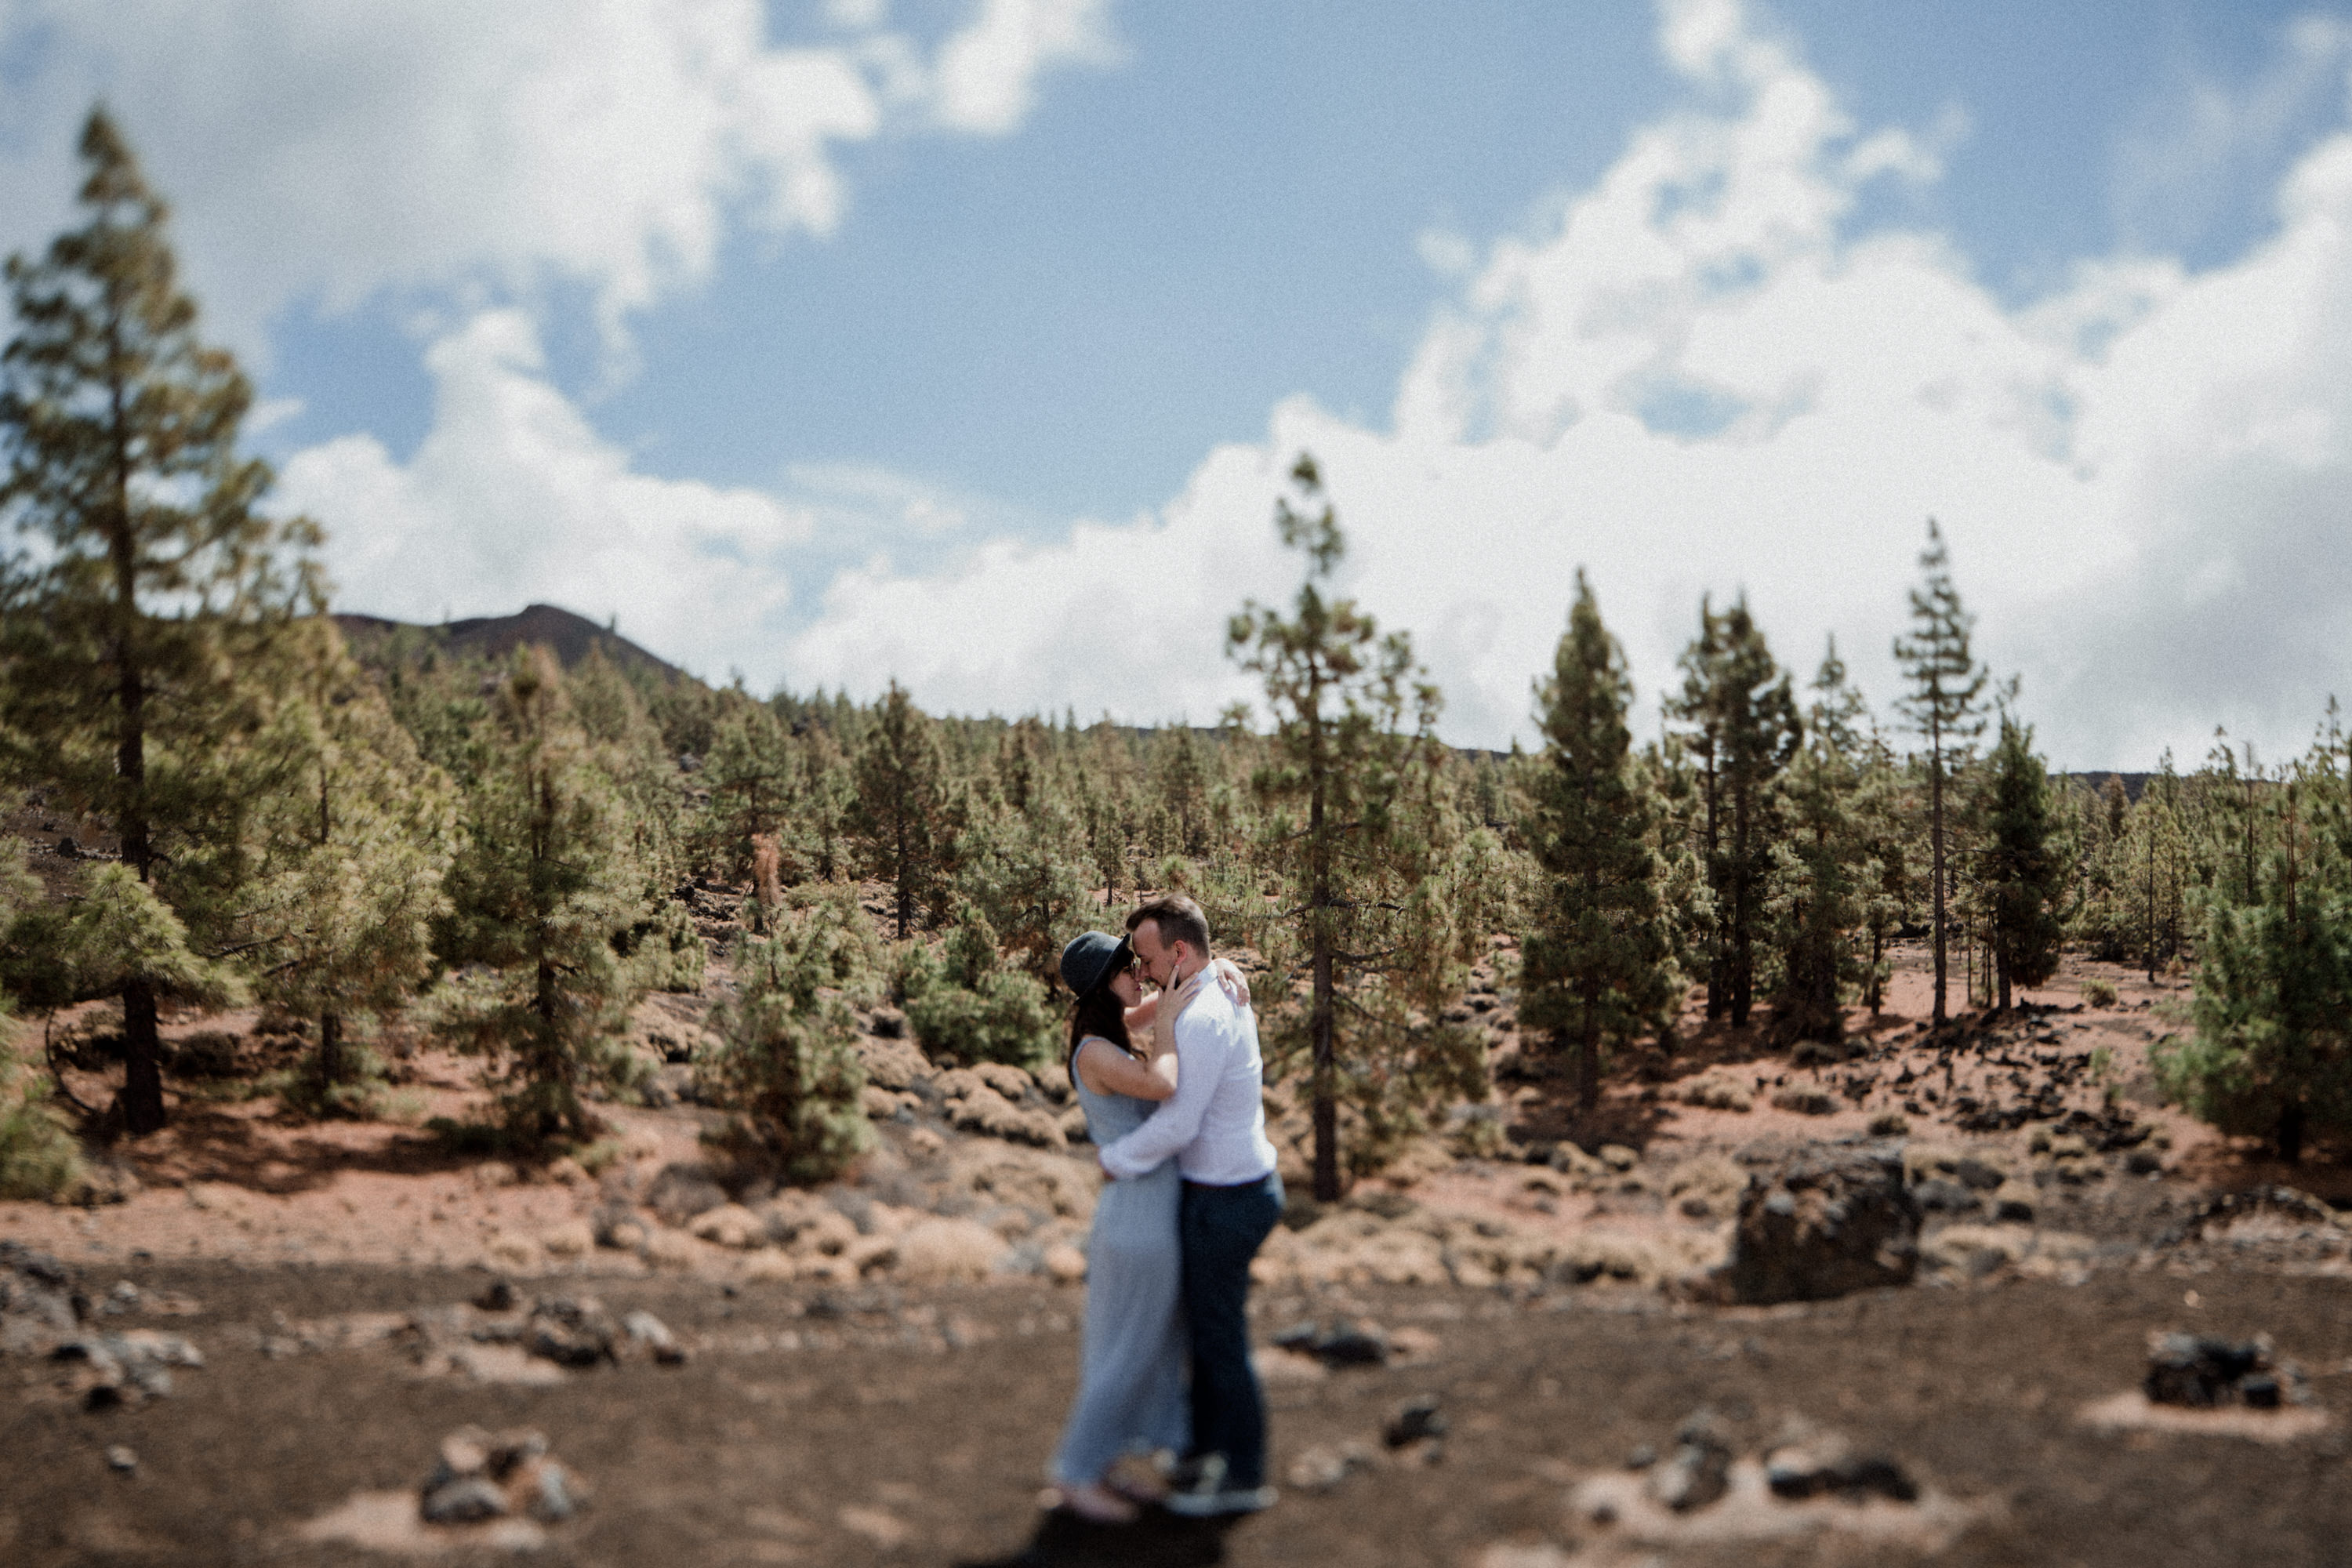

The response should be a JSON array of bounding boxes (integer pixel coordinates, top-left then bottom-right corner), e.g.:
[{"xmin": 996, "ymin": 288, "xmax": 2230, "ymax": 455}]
[{"xmin": 1069, "ymin": 978, "xmax": 1133, "ymax": 1058}]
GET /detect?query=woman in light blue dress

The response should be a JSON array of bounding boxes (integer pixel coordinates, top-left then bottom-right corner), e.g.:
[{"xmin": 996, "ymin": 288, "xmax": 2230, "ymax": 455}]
[{"xmin": 1048, "ymin": 931, "xmax": 1188, "ymax": 1525}]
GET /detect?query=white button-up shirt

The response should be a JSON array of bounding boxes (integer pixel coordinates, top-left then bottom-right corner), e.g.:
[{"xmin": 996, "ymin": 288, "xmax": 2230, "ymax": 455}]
[{"xmin": 1098, "ymin": 968, "xmax": 1279, "ymax": 1185}]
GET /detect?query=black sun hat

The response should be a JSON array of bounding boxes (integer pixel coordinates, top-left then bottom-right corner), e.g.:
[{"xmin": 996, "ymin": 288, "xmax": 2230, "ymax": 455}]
[{"xmin": 1059, "ymin": 931, "xmax": 1130, "ymax": 997}]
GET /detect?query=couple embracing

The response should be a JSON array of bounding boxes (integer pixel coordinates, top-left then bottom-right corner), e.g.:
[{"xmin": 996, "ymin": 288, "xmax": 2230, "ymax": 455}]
[{"xmin": 1046, "ymin": 894, "xmax": 1284, "ymax": 1525}]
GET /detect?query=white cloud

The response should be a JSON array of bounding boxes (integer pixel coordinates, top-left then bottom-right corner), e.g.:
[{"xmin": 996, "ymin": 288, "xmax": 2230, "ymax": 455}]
[
  {"xmin": 932, "ymin": 0, "xmax": 1122, "ymax": 136},
  {"xmin": 278, "ymin": 309, "xmax": 809, "ymax": 684},
  {"xmin": 0, "ymin": 0, "xmax": 1118, "ymax": 353},
  {"xmin": 776, "ymin": 0, "xmax": 2352, "ymax": 768}
]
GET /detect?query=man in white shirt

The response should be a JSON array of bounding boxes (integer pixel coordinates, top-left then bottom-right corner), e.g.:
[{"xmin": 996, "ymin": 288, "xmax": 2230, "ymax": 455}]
[{"xmin": 1097, "ymin": 894, "xmax": 1283, "ymax": 1517}]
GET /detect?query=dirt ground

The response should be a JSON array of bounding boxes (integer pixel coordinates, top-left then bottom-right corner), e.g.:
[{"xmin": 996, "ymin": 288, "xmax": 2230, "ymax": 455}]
[{"xmin": 7, "ymin": 909, "xmax": 2352, "ymax": 1565}]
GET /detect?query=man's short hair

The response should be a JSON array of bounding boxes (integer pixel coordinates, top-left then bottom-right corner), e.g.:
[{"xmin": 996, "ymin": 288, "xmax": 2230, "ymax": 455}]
[{"xmin": 1126, "ymin": 894, "xmax": 1210, "ymax": 956}]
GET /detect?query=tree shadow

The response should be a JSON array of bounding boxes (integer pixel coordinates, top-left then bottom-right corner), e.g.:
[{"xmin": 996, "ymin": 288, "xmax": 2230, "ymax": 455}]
[
  {"xmin": 952, "ymin": 1508, "xmax": 1238, "ymax": 1568},
  {"xmin": 112, "ymin": 1098, "xmax": 491, "ymax": 1195}
]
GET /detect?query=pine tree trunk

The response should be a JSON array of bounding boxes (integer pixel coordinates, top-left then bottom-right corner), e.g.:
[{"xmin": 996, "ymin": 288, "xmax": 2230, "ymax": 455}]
[
  {"xmin": 1309, "ymin": 706, "xmax": 1340, "ymax": 1202},
  {"xmin": 1576, "ymin": 1004, "xmax": 1601, "ymax": 1113},
  {"xmin": 120, "ymin": 982, "xmax": 165, "ymax": 1135},
  {"xmin": 318, "ymin": 1011, "xmax": 343, "ymax": 1091},
  {"xmin": 1729, "ymin": 780, "xmax": 1751, "ymax": 1028},
  {"xmin": 111, "ymin": 438, "xmax": 169, "ymax": 1134},
  {"xmin": 894, "ymin": 817, "xmax": 912, "ymax": 938},
  {"xmin": 1929, "ymin": 738, "xmax": 1947, "ymax": 1025},
  {"xmin": 2280, "ymin": 1099, "xmax": 2306, "ymax": 1165}
]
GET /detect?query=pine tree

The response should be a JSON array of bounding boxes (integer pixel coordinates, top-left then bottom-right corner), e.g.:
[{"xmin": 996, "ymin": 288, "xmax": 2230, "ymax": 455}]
[
  {"xmin": 1518, "ymin": 573, "xmax": 1679, "ymax": 1110},
  {"xmin": 1893, "ymin": 520, "xmax": 1986, "ymax": 1025},
  {"xmin": 1978, "ymin": 707, "xmax": 2067, "ymax": 1010},
  {"xmin": 705, "ymin": 902, "xmax": 873, "ymax": 1184},
  {"xmin": 1769, "ymin": 641, "xmax": 1871, "ymax": 1044},
  {"xmin": 1667, "ymin": 596, "xmax": 1799, "ymax": 1027},
  {"xmin": 434, "ymin": 649, "xmax": 644, "ymax": 1142},
  {"xmin": 1232, "ymin": 454, "xmax": 1481, "ymax": 1200},
  {"xmin": 848, "ymin": 681, "xmax": 951, "ymax": 938},
  {"xmin": 953, "ymin": 789, "xmax": 1094, "ymax": 982},
  {"xmin": 2156, "ymin": 763, "xmax": 2352, "ymax": 1163},
  {"xmin": 0, "ymin": 109, "xmax": 322, "ymax": 1132},
  {"xmin": 244, "ymin": 620, "xmax": 457, "ymax": 1105},
  {"xmin": 699, "ymin": 706, "xmax": 797, "ymax": 885}
]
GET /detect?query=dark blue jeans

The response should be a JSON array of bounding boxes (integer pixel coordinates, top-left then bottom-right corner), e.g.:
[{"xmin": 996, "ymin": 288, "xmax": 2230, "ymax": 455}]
[{"xmin": 1179, "ymin": 1171, "xmax": 1284, "ymax": 1489}]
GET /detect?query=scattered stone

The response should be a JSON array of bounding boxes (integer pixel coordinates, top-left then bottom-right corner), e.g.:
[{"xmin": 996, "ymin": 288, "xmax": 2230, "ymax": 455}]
[
  {"xmin": 2, "ymin": 1241, "xmax": 85, "ymax": 1356},
  {"xmin": 1911, "ymin": 1178, "xmax": 1980, "ymax": 1215},
  {"xmin": 539, "ymin": 1219, "xmax": 596, "ymax": 1258},
  {"xmin": 1599, "ymin": 1145, "xmax": 1639, "ymax": 1173},
  {"xmin": 1991, "ymin": 1184, "xmax": 2037, "ymax": 1225},
  {"xmin": 524, "ymin": 1297, "xmax": 619, "ymax": 1368},
  {"xmin": 1384, "ymin": 1395, "xmax": 1448, "ymax": 1449},
  {"xmin": 51, "ymin": 1330, "xmax": 202, "ymax": 1408},
  {"xmin": 419, "ymin": 1425, "xmax": 583, "ymax": 1530},
  {"xmin": 1042, "ymin": 1242, "xmax": 1088, "ymax": 1284},
  {"xmin": 622, "ymin": 1308, "xmax": 687, "ymax": 1365},
  {"xmin": 107, "ymin": 1444, "xmax": 137, "ymax": 1473},
  {"xmin": 590, "ymin": 1203, "xmax": 648, "ymax": 1252},
  {"xmin": 688, "ymin": 1203, "xmax": 764, "ymax": 1250},
  {"xmin": 2145, "ymin": 1332, "xmax": 2307, "ymax": 1409},
  {"xmin": 1273, "ymin": 1318, "xmax": 1392, "ymax": 1368},
  {"xmin": 869, "ymin": 1007, "xmax": 907, "ymax": 1039},
  {"xmin": 421, "ymin": 1475, "xmax": 510, "ymax": 1524},
  {"xmin": 474, "ymin": 1279, "xmax": 517, "ymax": 1313},
  {"xmin": 1763, "ymin": 1434, "xmax": 1917, "ymax": 1503},
  {"xmin": 1722, "ymin": 1145, "xmax": 1919, "ymax": 1305},
  {"xmin": 104, "ymin": 1281, "xmax": 141, "ymax": 1314},
  {"xmin": 1646, "ymin": 1411, "xmax": 1732, "ymax": 1512}
]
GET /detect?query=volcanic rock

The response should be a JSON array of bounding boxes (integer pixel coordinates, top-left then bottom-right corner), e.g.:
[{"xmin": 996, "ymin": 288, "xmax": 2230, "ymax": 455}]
[{"xmin": 1722, "ymin": 1145, "xmax": 1919, "ymax": 1305}]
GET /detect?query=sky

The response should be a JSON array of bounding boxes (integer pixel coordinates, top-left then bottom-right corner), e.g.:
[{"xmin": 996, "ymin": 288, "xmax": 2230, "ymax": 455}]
[{"xmin": 4, "ymin": 0, "xmax": 2352, "ymax": 769}]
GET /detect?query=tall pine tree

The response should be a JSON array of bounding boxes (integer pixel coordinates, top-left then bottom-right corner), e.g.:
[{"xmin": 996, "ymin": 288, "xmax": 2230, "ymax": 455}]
[
  {"xmin": 1893, "ymin": 520, "xmax": 1985, "ymax": 1025},
  {"xmin": 1232, "ymin": 455, "xmax": 1480, "ymax": 1200},
  {"xmin": 0, "ymin": 109, "xmax": 321, "ymax": 1132},
  {"xmin": 1668, "ymin": 596, "xmax": 1799, "ymax": 1028},
  {"xmin": 848, "ymin": 682, "xmax": 951, "ymax": 938},
  {"xmin": 1519, "ymin": 574, "xmax": 1679, "ymax": 1110},
  {"xmin": 1978, "ymin": 706, "xmax": 2067, "ymax": 1010}
]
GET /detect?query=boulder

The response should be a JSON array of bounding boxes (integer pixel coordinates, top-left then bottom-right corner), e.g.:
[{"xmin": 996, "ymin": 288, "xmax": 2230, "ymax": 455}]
[
  {"xmin": 643, "ymin": 1164, "xmax": 730, "ymax": 1227},
  {"xmin": 1, "ymin": 1241, "xmax": 85, "ymax": 1356},
  {"xmin": 2144, "ymin": 1332, "xmax": 2303, "ymax": 1409},
  {"xmin": 524, "ymin": 1297, "xmax": 619, "ymax": 1368},
  {"xmin": 1645, "ymin": 1410, "xmax": 1732, "ymax": 1512},
  {"xmin": 1722, "ymin": 1145, "xmax": 1919, "ymax": 1304}
]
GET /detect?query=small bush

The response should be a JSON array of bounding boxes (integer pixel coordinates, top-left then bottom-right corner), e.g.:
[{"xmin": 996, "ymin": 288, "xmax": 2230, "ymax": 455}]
[
  {"xmin": 745, "ymin": 884, "xmax": 884, "ymax": 1007},
  {"xmin": 703, "ymin": 935, "xmax": 873, "ymax": 1185},
  {"xmin": 896, "ymin": 906, "xmax": 1058, "ymax": 1073},
  {"xmin": 2081, "ymin": 977, "xmax": 2119, "ymax": 1008},
  {"xmin": 621, "ymin": 895, "xmax": 707, "ymax": 994},
  {"xmin": 0, "ymin": 1044, "xmax": 84, "ymax": 1202}
]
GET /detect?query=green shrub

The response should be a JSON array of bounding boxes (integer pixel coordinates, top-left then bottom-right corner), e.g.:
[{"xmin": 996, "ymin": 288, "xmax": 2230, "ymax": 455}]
[
  {"xmin": 896, "ymin": 906, "xmax": 1058, "ymax": 1073},
  {"xmin": 621, "ymin": 896, "xmax": 707, "ymax": 994},
  {"xmin": 0, "ymin": 1040, "xmax": 85, "ymax": 1202},
  {"xmin": 702, "ymin": 936, "xmax": 871, "ymax": 1185},
  {"xmin": 742, "ymin": 884, "xmax": 884, "ymax": 1007},
  {"xmin": 2081, "ymin": 976, "xmax": 2119, "ymax": 1008}
]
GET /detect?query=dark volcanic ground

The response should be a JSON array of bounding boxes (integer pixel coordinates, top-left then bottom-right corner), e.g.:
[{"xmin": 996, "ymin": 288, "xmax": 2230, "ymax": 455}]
[{"xmin": 6, "ymin": 1251, "xmax": 2350, "ymax": 1567}]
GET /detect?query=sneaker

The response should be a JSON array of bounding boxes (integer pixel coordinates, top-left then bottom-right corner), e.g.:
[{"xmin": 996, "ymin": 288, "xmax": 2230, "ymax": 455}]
[{"xmin": 1161, "ymin": 1454, "xmax": 1278, "ymax": 1517}]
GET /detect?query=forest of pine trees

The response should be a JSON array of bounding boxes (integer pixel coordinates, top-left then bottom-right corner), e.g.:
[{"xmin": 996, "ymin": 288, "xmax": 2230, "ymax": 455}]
[{"xmin": 5, "ymin": 110, "xmax": 2352, "ymax": 1200}]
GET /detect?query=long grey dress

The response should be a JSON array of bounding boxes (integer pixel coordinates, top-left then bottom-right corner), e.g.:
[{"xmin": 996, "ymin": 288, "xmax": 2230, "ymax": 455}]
[{"xmin": 1050, "ymin": 1037, "xmax": 1189, "ymax": 1485}]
